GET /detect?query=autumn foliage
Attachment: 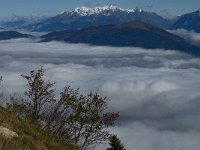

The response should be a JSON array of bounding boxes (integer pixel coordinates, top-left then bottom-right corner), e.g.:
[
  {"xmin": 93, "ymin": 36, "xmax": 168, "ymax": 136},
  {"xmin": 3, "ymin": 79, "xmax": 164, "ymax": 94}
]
[{"xmin": 8, "ymin": 67, "xmax": 119, "ymax": 150}]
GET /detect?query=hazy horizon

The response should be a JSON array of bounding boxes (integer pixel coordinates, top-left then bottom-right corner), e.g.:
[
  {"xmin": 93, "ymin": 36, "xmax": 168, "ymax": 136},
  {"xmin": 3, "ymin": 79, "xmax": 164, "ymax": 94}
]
[{"xmin": 0, "ymin": 0, "xmax": 200, "ymax": 20}]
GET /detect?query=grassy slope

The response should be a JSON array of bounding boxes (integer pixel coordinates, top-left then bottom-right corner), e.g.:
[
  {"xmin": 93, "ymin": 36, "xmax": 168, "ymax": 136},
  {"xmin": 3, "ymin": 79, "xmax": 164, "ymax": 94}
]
[{"xmin": 0, "ymin": 106, "xmax": 78, "ymax": 150}]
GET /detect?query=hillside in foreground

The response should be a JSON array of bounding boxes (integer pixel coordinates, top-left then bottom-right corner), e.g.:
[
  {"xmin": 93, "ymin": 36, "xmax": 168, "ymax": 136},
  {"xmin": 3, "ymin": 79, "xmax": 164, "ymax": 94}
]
[{"xmin": 0, "ymin": 106, "xmax": 78, "ymax": 150}]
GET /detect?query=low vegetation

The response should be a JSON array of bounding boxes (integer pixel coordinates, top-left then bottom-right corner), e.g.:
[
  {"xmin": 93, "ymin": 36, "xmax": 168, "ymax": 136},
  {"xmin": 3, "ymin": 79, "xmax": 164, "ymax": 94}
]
[
  {"xmin": 0, "ymin": 67, "xmax": 120, "ymax": 150},
  {"xmin": 107, "ymin": 135, "xmax": 125, "ymax": 150},
  {"xmin": 0, "ymin": 106, "xmax": 78, "ymax": 150}
]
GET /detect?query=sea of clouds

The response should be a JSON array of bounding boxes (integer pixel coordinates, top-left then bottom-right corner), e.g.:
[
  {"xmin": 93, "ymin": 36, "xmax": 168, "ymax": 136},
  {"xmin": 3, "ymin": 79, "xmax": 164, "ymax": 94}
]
[
  {"xmin": 1, "ymin": 32, "xmax": 200, "ymax": 149},
  {"xmin": 169, "ymin": 29, "xmax": 200, "ymax": 47}
]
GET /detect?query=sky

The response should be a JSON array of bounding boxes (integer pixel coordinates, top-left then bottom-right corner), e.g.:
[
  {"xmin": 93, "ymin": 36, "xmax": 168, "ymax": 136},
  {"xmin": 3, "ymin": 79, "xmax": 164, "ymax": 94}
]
[
  {"xmin": 0, "ymin": 0, "xmax": 200, "ymax": 19},
  {"xmin": 1, "ymin": 30, "xmax": 200, "ymax": 149}
]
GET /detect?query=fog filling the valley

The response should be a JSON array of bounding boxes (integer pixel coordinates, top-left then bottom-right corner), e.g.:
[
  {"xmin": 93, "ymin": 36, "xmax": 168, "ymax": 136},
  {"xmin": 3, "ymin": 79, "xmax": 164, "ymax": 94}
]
[{"xmin": 1, "ymin": 37, "xmax": 200, "ymax": 150}]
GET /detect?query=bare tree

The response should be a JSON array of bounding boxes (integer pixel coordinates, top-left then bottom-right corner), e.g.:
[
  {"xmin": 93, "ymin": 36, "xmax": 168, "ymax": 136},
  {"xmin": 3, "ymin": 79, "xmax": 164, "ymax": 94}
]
[
  {"xmin": 0, "ymin": 76, "xmax": 2, "ymax": 84},
  {"xmin": 0, "ymin": 76, "xmax": 2, "ymax": 94},
  {"xmin": 21, "ymin": 66, "xmax": 55, "ymax": 125},
  {"xmin": 0, "ymin": 77, "xmax": 7, "ymax": 105},
  {"xmin": 0, "ymin": 76, "xmax": 3, "ymax": 104},
  {"xmin": 46, "ymin": 86, "xmax": 119, "ymax": 150},
  {"xmin": 7, "ymin": 67, "xmax": 119, "ymax": 150}
]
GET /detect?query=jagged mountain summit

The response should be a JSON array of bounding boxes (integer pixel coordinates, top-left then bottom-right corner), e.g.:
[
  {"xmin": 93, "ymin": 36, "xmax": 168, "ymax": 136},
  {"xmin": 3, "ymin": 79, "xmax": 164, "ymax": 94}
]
[
  {"xmin": 170, "ymin": 10, "xmax": 200, "ymax": 32},
  {"xmin": 41, "ymin": 21, "xmax": 200, "ymax": 56},
  {"xmin": 24, "ymin": 5, "xmax": 171, "ymax": 32},
  {"xmin": 66, "ymin": 5, "xmax": 143, "ymax": 16}
]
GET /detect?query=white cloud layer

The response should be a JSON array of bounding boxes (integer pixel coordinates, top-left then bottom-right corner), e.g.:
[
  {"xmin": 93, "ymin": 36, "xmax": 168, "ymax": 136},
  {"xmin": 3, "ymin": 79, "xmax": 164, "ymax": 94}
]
[
  {"xmin": 1, "ymin": 37, "xmax": 200, "ymax": 150},
  {"xmin": 169, "ymin": 29, "xmax": 200, "ymax": 47}
]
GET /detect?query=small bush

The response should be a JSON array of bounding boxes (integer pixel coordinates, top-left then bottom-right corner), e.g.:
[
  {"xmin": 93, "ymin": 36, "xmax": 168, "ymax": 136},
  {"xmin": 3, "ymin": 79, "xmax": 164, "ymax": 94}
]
[{"xmin": 107, "ymin": 135, "xmax": 125, "ymax": 150}]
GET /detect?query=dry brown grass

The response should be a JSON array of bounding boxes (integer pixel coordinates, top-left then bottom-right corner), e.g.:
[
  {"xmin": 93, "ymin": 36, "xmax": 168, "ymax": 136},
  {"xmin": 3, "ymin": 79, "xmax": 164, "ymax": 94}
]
[{"xmin": 0, "ymin": 106, "xmax": 79, "ymax": 150}]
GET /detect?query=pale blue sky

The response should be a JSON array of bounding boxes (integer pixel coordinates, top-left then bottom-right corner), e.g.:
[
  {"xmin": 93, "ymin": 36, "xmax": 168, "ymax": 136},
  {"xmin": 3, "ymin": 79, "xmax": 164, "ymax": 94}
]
[{"xmin": 0, "ymin": 0, "xmax": 200, "ymax": 19}]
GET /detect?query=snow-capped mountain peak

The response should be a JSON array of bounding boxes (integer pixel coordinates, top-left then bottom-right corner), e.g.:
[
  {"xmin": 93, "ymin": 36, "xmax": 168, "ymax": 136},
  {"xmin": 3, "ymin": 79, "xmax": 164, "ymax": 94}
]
[
  {"xmin": 59, "ymin": 5, "xmax": 144, "ymax": 16},
  {"xmin": 2, "ymin": 5, "xmax": 170, "ymax": 32},
  {"xmin": 74, "ymin": 6, "xmax": 94, "ymax": 16},
  {"xmin": 94, "ymin": 5, "xmax": 124, "ymax": 12}
]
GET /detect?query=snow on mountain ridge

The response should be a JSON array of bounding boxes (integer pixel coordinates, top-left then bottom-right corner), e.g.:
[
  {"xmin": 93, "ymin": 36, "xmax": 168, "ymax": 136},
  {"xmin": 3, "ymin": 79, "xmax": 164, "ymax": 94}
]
[{"xmin": 60, "ymin": 5, "xmax": 143, "ymax": 16}]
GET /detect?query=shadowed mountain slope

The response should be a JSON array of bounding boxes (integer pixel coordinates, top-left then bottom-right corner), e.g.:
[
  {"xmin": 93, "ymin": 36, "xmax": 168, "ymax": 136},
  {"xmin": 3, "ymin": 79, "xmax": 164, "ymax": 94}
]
[{"xmin": 41, "ymin": 21, "xmax": 200, "ymax": 56}]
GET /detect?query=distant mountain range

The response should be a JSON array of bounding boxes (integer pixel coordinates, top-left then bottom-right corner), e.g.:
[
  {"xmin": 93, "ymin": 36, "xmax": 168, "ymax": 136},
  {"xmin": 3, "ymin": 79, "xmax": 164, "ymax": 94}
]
[
  {"xmin": 170, "ymin": 10, "xmax": 200, "ymax": 32},
  {"xmin": 0, "ymin": 21, "xmax": 199, "ymax": 57},
  {"xmin": 41, "ymin": 21, "xmax": 200, "ymax": 56},
  {"xmin": 1, "ymin": 5, "xmax": 200, "ymax": 33},
  {"xmin": 0, "ymin": 15, "xmax": 47, "ymax": 30},
  {"xmin": 0, "ymin": 31, "xmax": 32, "ymax": 40},
  {"xmin": 0, "ymin": 6, "xmax": 200, "ymax": 57},
  {"xmin": 1, "ymin": 5, "xmax": 174, "ymax": 32}
]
